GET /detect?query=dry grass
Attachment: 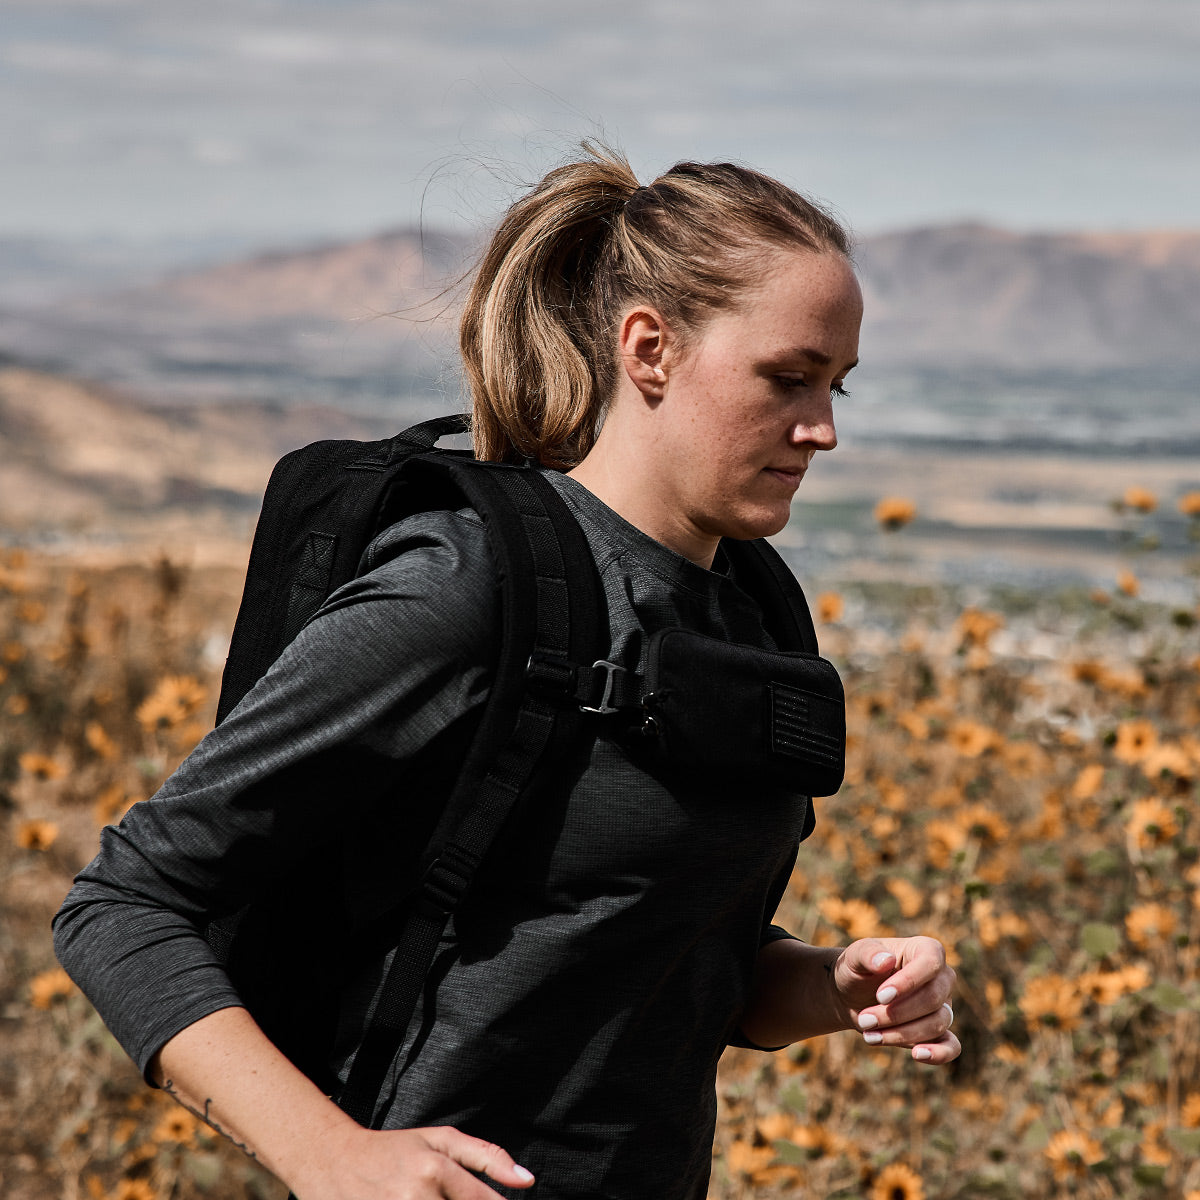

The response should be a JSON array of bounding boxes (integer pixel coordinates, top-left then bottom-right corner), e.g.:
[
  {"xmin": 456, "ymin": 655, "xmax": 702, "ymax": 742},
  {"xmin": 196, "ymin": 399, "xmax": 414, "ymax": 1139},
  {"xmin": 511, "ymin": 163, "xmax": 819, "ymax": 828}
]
[{"xmin": 2, "ymin": 546, "xmax": 1198, "ymax": 1200}]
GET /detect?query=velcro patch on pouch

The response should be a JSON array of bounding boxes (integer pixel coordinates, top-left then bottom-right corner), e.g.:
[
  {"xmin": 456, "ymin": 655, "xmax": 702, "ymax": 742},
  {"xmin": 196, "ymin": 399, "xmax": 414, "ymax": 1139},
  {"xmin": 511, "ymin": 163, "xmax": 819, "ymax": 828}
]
[{"xmin": 769, "ymin": 681, "xmax": 845, "ymax": 770}]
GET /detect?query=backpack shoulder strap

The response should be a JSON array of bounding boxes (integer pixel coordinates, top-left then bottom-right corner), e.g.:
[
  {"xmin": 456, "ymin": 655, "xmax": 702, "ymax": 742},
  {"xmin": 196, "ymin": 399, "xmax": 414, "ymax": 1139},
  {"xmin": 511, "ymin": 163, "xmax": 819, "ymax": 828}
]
[
  {"xmin": 337, "ymin": 459, "xmax": 606, "ymax": 1129},
  {"xmin": 720, "ymin": 537, "xmax": 819, "ymax": 654}
]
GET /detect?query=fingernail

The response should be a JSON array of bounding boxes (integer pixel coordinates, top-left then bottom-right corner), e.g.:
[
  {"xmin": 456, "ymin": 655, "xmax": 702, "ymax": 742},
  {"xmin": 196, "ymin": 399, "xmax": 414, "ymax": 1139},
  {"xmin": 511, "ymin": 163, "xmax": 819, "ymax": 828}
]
[
  {"xmin": 877, "ymin": 986, "xmax": 898, "ymax": 1004},
  {"xmin": 863, "ymin": 1030, "xmax": 883, "ymax": 1045},
  {"xmin": 513, "ymin": 1165, "xmax": 535, "ymax": 1183},
  {"xmin": 858, "ymin": 1012, "xmax": 879, "ymax": 1030},
  {"xmin": 871, "ymin": 952, "xmax": 891, "ymax": 969},
  {"xmin": 914, "ymin": 1047, "xmax": 933, "ymax": 1062}
]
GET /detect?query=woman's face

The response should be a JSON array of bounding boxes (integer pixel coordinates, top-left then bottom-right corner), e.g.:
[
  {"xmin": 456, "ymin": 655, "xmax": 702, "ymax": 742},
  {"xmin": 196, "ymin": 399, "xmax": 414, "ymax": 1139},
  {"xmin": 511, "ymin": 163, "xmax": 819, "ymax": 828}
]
[{"xmin": 649, "ymin": 248, "xmax": 862, "ymax": 560}]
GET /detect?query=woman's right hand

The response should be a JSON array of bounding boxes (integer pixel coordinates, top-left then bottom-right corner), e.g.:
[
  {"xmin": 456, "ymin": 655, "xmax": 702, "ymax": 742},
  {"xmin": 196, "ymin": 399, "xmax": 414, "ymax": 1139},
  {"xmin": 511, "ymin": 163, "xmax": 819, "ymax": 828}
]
[
  {"xmin": 300, "ymin": 1124, "xmax": 535, "ymax": 1199},
  {"xmin": 151, "ymin": 1008, "xmax": 533, "ymax": 1200}
]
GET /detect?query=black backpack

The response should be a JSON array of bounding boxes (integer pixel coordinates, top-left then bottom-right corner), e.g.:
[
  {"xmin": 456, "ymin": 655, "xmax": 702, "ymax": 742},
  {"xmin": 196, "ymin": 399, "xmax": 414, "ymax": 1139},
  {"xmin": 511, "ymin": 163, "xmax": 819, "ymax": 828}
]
[{"xmin": 207, "ymin": 413, "xmax": 835, "ymax": 1131}]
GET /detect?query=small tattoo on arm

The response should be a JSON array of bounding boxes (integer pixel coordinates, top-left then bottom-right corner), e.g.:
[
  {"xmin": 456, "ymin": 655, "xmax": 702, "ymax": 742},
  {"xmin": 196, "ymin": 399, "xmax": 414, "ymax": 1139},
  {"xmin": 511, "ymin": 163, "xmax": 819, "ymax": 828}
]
[{"xmin": 162, "ymin": 1078, "xmax": 259, "ymax": 1162}]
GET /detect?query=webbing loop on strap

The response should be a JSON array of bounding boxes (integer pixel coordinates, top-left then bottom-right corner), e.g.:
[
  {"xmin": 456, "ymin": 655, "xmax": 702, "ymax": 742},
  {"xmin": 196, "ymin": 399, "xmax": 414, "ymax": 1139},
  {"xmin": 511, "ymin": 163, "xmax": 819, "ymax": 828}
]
[{"xmin": 417, "ymin": 844, "xmax": 480, "ymax": 915}]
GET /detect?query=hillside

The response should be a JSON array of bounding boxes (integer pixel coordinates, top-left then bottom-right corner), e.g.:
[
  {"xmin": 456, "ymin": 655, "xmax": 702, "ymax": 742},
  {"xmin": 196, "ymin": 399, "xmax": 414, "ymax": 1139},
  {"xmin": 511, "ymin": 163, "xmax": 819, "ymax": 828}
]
[
  {"xmin": 0, "ymin": 366, "xmax": 392, "ymax": 547},
  {"xmin": 1, "ymin": 223, "xmax": 1198, "ymax": 416},
  {"xmin": 857, "ymin": 225, "xmax": 1200, "ymax": 368}
]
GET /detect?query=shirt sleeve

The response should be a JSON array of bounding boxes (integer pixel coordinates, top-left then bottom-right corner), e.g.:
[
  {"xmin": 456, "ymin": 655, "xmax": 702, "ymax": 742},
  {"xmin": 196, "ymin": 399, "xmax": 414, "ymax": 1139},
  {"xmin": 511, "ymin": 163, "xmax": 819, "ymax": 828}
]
[
  {"xmin": 53, "ymin": 509, "xmax": 498, "ymax": 1081},
  {"xmin": 725, "ymin": 833, "xmax": 803, "ymax": 1051}
]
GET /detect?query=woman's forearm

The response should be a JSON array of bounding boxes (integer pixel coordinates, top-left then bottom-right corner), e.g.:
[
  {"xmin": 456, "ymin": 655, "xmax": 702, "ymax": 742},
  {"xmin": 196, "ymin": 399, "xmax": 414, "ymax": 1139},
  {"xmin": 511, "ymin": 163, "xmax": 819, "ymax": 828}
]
[
  {"xmin": 738, "ymin": 939, "xmax": 850, "ymax": 1049},
  {"xmin": 149, "ymin": 1005, "xmax": 357, "ymax": 1192}
]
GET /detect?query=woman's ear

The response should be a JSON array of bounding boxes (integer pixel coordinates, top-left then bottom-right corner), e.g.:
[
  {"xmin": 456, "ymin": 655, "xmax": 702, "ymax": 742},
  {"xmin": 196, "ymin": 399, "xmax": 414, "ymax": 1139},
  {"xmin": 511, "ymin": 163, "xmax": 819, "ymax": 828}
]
[{"xmin": 619, "ymin": 307, "xmax": 672, "ymax": 399}]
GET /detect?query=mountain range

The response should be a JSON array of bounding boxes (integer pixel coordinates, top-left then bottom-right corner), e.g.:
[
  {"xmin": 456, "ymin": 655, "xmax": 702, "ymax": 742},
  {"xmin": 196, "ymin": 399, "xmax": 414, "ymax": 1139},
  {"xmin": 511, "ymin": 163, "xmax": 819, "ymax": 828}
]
[
  {"xmin": 2, "ymin": 222, "xmax": 1196, "ymax": 584},
  {"xmin": 2, "ymin": 223, "xmax": 1198, "ymax": 417}
]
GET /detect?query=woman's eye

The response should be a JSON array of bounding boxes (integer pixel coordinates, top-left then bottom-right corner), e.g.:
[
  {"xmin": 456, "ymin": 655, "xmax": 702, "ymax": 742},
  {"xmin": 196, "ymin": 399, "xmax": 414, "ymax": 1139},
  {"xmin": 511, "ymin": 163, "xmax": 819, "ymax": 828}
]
[
  {"xmin": 776, "ymin": 376, "xmax": 808, "ymax": 389},
  {"xmin": 833, "ymin": 383, "xmax": 852, "ymax": 399}
]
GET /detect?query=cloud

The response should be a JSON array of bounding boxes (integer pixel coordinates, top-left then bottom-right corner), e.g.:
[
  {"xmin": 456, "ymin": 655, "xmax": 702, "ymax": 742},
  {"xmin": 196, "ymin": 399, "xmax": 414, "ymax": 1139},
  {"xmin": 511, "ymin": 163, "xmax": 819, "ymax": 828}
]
[{"xmin": 1, "ymin": 0, "xmax": 1196, "ymax": 237}]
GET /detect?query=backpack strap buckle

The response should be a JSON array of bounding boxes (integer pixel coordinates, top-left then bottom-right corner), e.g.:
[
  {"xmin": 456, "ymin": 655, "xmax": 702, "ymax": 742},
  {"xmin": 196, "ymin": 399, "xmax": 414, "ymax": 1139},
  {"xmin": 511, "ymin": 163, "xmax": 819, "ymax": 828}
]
[{"xmin": 580, "ymin": 660, "xmax": 622, "ymax": 715}]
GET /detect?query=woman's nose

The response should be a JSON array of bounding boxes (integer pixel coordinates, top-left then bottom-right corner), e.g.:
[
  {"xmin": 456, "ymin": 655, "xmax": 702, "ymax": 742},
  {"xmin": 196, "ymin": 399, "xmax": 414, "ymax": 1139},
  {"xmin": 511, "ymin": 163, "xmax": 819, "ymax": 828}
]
[{"xmin": 790, "ymin": 402, "xmax": 838, "ymax": 452}]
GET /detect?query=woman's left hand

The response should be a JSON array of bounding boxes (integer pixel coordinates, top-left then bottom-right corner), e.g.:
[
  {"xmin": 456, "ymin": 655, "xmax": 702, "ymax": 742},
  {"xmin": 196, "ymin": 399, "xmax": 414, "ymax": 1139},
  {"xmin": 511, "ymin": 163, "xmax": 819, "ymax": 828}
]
[{"xmin": 831, "ymin": 936, "xmax": 960, "ymax": 1065}]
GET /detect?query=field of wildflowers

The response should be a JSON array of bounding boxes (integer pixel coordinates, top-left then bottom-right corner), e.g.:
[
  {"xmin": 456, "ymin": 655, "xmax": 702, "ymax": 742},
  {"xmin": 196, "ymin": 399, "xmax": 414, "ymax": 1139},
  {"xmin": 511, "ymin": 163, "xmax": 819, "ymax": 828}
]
[{"xmin": 2, "ymin": 491, "xmax": 1198, "ymax": 1199}]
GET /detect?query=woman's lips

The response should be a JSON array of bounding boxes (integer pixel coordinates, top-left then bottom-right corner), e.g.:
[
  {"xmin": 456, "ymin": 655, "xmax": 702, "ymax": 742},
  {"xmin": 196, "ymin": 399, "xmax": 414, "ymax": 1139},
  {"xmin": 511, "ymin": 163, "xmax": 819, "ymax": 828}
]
[{"xmin": 765, "ymin": 466, "xmax": 806, "ymax": 489}]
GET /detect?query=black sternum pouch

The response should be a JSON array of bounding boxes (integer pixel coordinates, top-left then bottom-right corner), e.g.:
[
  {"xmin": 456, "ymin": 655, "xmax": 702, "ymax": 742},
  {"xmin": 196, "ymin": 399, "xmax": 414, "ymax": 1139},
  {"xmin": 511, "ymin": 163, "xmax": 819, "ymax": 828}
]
[{"xmin": 640, "ymin": 628, "xmax": 846, "ymax": 797}]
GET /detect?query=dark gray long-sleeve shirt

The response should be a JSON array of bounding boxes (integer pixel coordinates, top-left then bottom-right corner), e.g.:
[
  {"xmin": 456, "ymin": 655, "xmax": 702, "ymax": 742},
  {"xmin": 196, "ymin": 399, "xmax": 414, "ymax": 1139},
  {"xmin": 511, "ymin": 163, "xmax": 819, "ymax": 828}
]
[{"xmin": 55, "ymin": 470, "xmax": 813, "ymax": 1200}]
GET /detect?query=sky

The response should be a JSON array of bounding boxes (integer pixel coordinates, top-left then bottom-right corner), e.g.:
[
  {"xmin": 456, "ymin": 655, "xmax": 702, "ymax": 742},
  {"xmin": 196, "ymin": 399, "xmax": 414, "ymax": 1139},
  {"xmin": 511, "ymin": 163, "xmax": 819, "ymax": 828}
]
[{"xmin": 3, "ymin": 0, "xmax": 1199, "ymax": 245}]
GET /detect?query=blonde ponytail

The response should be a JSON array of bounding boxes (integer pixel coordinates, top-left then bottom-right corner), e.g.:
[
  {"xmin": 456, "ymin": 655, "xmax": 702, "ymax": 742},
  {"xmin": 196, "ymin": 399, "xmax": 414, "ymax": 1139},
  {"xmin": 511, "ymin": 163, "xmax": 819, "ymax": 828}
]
[{"xmin": 462, "ymin": 144, "xmax": 851, "ymax": 468}]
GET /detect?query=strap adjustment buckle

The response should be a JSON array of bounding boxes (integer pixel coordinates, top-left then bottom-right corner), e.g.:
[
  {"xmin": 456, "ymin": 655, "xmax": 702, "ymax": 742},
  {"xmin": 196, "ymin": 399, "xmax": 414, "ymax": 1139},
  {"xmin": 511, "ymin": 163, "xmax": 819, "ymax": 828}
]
[{"xmin": 580, "ymin": 660, "xmax": 623, "ymax": 715}]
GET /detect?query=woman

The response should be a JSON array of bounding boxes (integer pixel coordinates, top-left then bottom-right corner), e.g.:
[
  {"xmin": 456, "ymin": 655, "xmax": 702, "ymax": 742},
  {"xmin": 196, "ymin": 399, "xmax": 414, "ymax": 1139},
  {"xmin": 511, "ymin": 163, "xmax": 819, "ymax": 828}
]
[{"xmin": 55, "ymin": 147, "xmax": 958, "ymax": 1200}]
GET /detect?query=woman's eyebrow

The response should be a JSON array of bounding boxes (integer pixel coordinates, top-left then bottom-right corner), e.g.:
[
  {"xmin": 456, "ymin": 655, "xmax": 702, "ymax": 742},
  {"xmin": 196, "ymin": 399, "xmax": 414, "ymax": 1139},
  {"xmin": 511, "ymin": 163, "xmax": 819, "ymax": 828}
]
[{"xmin": 777, "ymin": 347, "xmax": 860, "ymax": 371}]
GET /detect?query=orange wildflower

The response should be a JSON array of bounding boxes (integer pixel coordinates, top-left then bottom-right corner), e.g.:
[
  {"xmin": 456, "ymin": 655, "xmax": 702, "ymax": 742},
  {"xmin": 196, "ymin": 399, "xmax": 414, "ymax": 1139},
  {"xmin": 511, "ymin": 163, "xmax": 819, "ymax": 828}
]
[
  {"xmin": 1117, "ymin": 962, "xmax": 1151, "ymax": 993},
  {"xmin": 896, "ymin": 711, "xmax": 929, "ymax": 741},
  {"xmin": 885, "ymin": 878, "xmax": 924, "ymax": 918},
  {"xmin": 874, "ymin": 497, "xmax": 916, "ymax": 530},
  {"xmin": 1116, "ymin": 569, "xmax": 1140, "ymax": 597},
  {"xmin": 18, "ymin": 752, "xmax": 64, "ymax": 780},
  {"xmin": 1125, "ymin": 903, "xmax": 1176, "ymax": 948},
  {"xmin": 819, "ymin": 897, "xmax": 885, "ymax": 941},
  {"xmin": 136, "ymin": 675, "xmax": 208, "ymax": 732},
  {"xmin": 870, "ymin": 1162, "xmax": 925, "ymax": 1200},
  {"xmin": 16, "ymin": 818, "xmax": 59, "ymax": 851},
  {"xmin": 29, "ymin": 966, "xmax": 75, "ymax": 1009},
  {"xmin": 994, "ymin": 1043, "xmax": 1027, "ymax": 1067},
  {"xmin": 1072, "ymin": 764, "xmax": 1105, "ymax": 800},
  {"xmin": 1019, "ymin": 973, "xmax": 1083, "ymax": 1031},
  {"xmin": 1078, "ymin": 969, "xmax": 1142, "ymax": 1005},
  {"xmin": 959, "ymin": 803, "xmax": 1010, "ymax": 844},
  {"xmin": 754, "ymin": 1111, "xmax": 796, "ymax": 1143},
  {"xmin": 84, "ymin": 720, "xmax": 117, "ymax": 760},
  {"xmin": 955, "ymin": 607, "xmax": 1004, "ymax": 649},
  {"xmin": 1140, "ymin": 1120, "xmax": 1172, "ymax": 1167},
  {"xmin": 947, "ymin": 720, "xmax": 995, "ymax": 757},
  {"xmin": 1113, "ymin": 719, "xmax": 1158, "ymax": 764},
  {"xmin": 1181, "ymin": 1093, "xmax": 1200, "ymax": 1128},
  {"xmin": 1045, "ymin": 1129, "xmax": 1105, "ymax": 1180},
  {"xmin": 724, "ymin": 1138, "xmax": 798, "ymax": 1187},
  {"xmin": 152, "ymin": 1108, "xmax": 200, "ymax": 1145},
  {"xmin": 790, "ymin": 1124, "xmax": 847, "ymax": 1159},
  {"xmin": 1121, "ymin": 486, "xmax": 1158, "ymax": 512},
  {"xmin": 925, "ymin": 819, "xmax": 966, "ymax": 869},
  {"xmin": 972, "ymin": 899, "xmax": 1029, "ymax": 949},
  {"xmin": 1001, "ymin": 740, "xmax": 1043, "ymax": 776},
  {"xmin": 1127, "ymin": 797, "xmax": 1178, "ymax": 849},
  {"xmin": 94, "ymin": 784, "xmax": 134, "ymax": 826},
  {"xmin": 1141, "ymin": 742, "xmax": 1193, "ymax": 782},
  {"xmin": 816, "ymin": 591, "xmax": 844, "ymax": 623},
  {"xmin": 1178, "ymin": 491, "xmax": 1200, "ymax": 517},
  {"xmin": 111, "ymin": 1182, "xmax": 156, "ymax": 1200}
]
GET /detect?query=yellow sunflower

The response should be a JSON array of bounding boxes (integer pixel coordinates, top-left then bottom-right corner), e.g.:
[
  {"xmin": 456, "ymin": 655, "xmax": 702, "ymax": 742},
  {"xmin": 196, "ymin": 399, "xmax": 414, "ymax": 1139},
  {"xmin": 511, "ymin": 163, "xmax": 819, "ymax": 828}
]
[
  {"xmin": 816, "ymin": 591, "xmax": 844, "ymax": 623},
  {"xmin": 1045, "ymin": 1129, "xmax": 1104, "ymax": 1180},
  {"xmin": 1122, "ymin": 485, "xmax": 1157, "ymax": 512},
  {"xmin": 16, "ymin": 818, "xmax": 59, "ymax": 851},
  {"xmin": 819, "ymin": 897, "xmax": 885, "ymax": 941},
  {"xmin": 152, "ymin": 1108, "xmax": 199, "ymax": 1146},
  {"xmin": 1125, "ymin": 903, "xmax": 1176, "ymax": 948},
  {"xmin": 17, "ymin": 752, "xmax": 64, "ymax": 780},
  {"xmin": 1019, "ymin": 974, "xmax": 1083, "ymax": 1032},
  {"xmin": 870, "ymin": 1161, "xmax": 925, "ymax": 1200},
  {"xmin": 29, "ymin": 966, "xmax": 75, "ymax": 1009},
  {"xmin": 1127, "ymin": 797, "xmax": 1178, "ymax": 849},
  {"xmin": 1113, "ymin": 720, "xmax": 1158, "ymax": 764},
  {"xmin": 136, "ymin": 675, "xmax": 208, "ymax": 732},
  {"xmin": 947, "ymin": 720, "xmax": 996, "ymax": 757}
]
